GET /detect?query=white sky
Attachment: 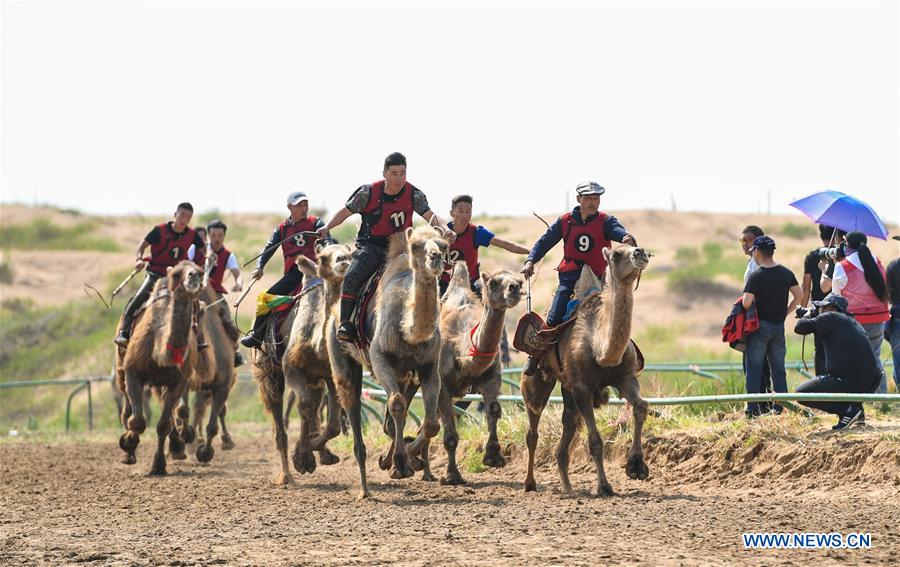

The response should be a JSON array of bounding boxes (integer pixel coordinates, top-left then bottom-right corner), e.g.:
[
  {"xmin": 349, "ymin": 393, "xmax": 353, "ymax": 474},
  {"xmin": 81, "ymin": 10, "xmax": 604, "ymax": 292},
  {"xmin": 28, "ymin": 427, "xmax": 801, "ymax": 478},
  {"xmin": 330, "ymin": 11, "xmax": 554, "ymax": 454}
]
[{"xmin": 2, "ymin": 0, "xmax": 899, "ymax": 224}]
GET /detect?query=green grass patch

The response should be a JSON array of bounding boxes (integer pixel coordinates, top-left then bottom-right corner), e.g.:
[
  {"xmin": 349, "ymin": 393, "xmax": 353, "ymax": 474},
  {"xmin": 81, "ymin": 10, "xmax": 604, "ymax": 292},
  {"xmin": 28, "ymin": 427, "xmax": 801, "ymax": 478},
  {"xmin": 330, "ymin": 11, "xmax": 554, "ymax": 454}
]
[
  {"xmin": 780, "ymin": 222, "xmax": 817, "ymax": 239},
  {"xmin": 0, "ymin": 259, "xmax": 12, "ymax": 284},
  {"xmin": 0, "ymin": 218, "xmax": 120, "ymax": 252},
  {"xmin": 667, "ymin": 241, "xmax": 747, "ymax": 289}
]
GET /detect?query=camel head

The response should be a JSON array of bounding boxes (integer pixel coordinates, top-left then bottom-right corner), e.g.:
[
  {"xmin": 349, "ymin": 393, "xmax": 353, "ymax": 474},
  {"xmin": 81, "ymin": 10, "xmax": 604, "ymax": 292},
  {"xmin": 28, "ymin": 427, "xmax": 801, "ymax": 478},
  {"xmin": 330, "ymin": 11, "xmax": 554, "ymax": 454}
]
[
  {"xmin": 602, "ymin": 244, "xmax": 650, "ymax": 286},
  {"xmin": 405, "ymin": 226, "xmax": 449, "ymax": 278},
  {"xmin": 315, "ymin": 243, "xmax": 353, "ymax": 282},
  {"xmin": 480, "ymin": 270, "xmax": 524, "ymax": 310},
  {"xmin": 166, "ymin": 261, "xmax": 203, "ymax": 296}
]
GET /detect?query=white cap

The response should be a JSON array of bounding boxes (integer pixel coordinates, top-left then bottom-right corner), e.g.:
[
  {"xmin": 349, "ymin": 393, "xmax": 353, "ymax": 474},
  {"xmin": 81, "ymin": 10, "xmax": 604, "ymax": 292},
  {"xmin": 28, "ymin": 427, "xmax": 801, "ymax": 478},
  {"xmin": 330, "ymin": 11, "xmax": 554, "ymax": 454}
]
[{"xmin": 287, "ymin": 191, "xmax": 309, "ymax": 205}]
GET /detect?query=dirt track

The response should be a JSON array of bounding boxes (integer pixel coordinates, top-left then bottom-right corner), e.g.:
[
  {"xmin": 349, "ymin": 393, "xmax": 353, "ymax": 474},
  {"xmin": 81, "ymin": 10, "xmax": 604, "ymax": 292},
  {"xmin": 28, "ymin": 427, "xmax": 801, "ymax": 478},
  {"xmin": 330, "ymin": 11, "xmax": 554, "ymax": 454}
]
[{"xmin": 1, "ymin": 425, "xmax": 899, "ymax": 566}]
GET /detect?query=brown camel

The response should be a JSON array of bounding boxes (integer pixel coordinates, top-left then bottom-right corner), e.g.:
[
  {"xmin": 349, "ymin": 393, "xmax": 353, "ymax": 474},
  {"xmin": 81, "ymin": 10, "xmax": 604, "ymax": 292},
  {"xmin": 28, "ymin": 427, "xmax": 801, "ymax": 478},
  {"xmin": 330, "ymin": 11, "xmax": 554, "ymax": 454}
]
[
  {"xmin": 521, "ymin": 244, "xmax": 650, "ymax": 496},
  {"xmin": 418, "ymin": 263, "xmax": 523, "ymax": 484},
  {"xmin": 115, "ymin": 261, "xmax": 214, "ymax": 475},
  {"xmin": 327, "ymin": 226, "xmax": 449, "ymax": 499},
  {"xmin": 188, "ymin": 284, "xmax": 239, "ymax": 462},
  {"xmin": 253, "ymin": 243, "xmax": 351, "ymax": 485}
]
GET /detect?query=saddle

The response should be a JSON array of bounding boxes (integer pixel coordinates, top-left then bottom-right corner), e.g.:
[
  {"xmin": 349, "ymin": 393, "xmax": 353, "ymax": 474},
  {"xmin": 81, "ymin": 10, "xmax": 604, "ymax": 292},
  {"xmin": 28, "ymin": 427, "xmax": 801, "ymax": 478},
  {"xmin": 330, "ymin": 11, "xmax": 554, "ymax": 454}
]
[
  {"xmin": 258, "ymin": 278, "xmax": 321, "ymax": 365},
  {"xmin": 350, "ymin": 263, "xmax": 387, "ymax": 351}
]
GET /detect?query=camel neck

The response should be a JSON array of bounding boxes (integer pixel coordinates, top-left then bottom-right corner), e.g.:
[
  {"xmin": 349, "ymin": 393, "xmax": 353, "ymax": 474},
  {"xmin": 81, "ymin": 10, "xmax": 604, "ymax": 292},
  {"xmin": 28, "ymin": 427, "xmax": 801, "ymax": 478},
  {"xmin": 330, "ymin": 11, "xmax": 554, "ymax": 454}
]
[
  {"xmin": 402, "ymin": 269, "xmax": 439, "ymax": 344},
  {"xmin": 164, "ymin": 289, "xmax": 194, "ymax": 350},
  {"xmin": 596, "ymin": 275, "xmax": 635, "ymax": 366},
  {"xmin": 324, "ymin": 278, "xmax": 342, "ymax": 310},
  {"xmin": 465, "ymin": 302, "xmax": 505, "ymax": 370}
]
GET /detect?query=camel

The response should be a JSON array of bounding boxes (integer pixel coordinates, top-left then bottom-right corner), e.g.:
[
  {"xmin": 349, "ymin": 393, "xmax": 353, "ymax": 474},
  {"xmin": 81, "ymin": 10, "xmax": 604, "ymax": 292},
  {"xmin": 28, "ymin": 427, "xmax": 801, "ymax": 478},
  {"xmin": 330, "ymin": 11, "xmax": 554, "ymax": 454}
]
[
  {"xmin": 521, "ymin": 244, "xmax": 650, "ymax": 496},
  {"xmin": 188, "ymin": 284, "xmax": 239, "ymax": 462},
  {"xmin": 327, "ymin": 226, "xmax": 449, "ymax": 499},
  {"xmin": 253, "ymin": 243, "xmax": 351, "ymax": 485},
  {"xmin": 418, "ymin": 263, "xmax": 523, "ymax": 484},
  {"xmin": 115, "ymin": 261, "xmax": 215, "ymax": 475}
]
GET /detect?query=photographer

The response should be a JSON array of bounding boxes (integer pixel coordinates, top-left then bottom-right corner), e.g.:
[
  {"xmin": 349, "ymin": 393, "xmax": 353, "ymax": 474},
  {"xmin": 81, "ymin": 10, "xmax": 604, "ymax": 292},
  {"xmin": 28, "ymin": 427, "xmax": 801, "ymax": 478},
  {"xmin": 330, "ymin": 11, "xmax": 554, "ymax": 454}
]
[
  {"xmin": 886, "ymin": 244, "xmax": 900, "ymax": 391},
  {"xmin": 794, "ymin": 294, "xmax": 881, "ymax": 429},
  {"xmin": 801, "ymin": 224, "xmax": 836, "ymax": 374},
  {"xmin": 825, "ymin": 231, "xmax": 890, "ymax": 392}
]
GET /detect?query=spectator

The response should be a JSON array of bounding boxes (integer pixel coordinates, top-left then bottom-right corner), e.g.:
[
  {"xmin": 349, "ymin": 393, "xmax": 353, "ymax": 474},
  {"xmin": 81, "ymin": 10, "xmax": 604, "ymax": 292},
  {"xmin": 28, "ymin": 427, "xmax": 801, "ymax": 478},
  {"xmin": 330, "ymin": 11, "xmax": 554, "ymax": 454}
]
[
  {"xmin": 741, "ymin": 236, "xmax": 802, "ymax": 417},
  {"xmin": 794, "ymin": 293, "xmax": 881, "ymax": 429},
  {"xmin": 740, "ymin": 225, "xmax": 774, "ymax": 408},
  {"xmin": 825, "ymin": 231, "xmax": 890, "ymax": 392},
  {"xmin": 884, "ymin": 236, "xmax": 900, "ymax": 392},
  {"xmin": 801, "ymin": 224, "xmax": 836, "ymax": 374}
]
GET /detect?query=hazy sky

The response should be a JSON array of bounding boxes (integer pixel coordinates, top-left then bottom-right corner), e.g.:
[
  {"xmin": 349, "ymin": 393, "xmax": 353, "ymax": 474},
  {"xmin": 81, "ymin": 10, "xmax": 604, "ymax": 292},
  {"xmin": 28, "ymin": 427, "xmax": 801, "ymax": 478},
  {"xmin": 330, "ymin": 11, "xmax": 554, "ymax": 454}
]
[{"xmin": 2, "ymin": 1, "xmax": 898, "ymax": 224}]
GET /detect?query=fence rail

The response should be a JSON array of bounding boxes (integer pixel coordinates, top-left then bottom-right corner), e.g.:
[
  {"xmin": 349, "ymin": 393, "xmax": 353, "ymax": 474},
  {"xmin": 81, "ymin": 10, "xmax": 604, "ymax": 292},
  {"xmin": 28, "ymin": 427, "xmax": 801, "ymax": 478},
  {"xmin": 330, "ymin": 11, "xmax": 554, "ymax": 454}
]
[{"xmin": 1, "ymin": 361, "xmax": 895, "ymax": 431}]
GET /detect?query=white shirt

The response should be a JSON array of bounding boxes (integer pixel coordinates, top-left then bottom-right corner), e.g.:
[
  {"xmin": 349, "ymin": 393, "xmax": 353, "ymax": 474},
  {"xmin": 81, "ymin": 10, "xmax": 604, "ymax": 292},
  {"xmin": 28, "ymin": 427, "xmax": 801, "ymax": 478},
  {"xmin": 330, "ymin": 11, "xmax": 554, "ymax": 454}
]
[
  {"xmin": 187, "ymin": 244, "xmax": 240, "ymax": 270},
  {"xmin": 743, "ymin": 257, "xmax": 759, "ymax": 284},
  {"xmin": 831, "ymin": 251, "xmax": 867, "ymax": 296}
]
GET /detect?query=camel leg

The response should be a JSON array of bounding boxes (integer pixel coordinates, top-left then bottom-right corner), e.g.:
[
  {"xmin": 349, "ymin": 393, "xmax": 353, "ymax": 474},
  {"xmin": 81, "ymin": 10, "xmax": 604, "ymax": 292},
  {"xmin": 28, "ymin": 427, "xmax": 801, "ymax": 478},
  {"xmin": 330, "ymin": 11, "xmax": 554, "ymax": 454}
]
[
  {"xmin": 618, "ymin": 375, "xmax": 650, "ymax": 481},
  {"xmin": 151, "ymin": 378, "xmax": 185, "ymax": 476},
  {"xmin": 370, "ymin": 352, "xmax": 414, "ymax": 480},
  {"xmin": 405, "ymin": 363, "xmax": 440, "ymax": 464},
  {"xmin": 218, "ymin": 404, "xmax": 235, "ymax": 450},
  {"xmin": 310, "ymin": 377, "xmax": 341, "ymax": 465},
  {"xmin": 480, "ymin": 376, "xmax": 505, "ymax": 468},
  {"xmin": 556, "ymin": 387, "xmax": 579, "ymax": 494},
  {"xmin": 284, "ymin": 390, "xmax": 297, "ymax": 431},
  {"xmin": 196, "ymin": 385, "xmax": 227, "ymax": 463},
  {"xmin": 439, "ymin": 387, "xmax": 465, "ymax": 485},
  {"xmin": 573, "ymin": 385, "xmax": 614, "ymax": 497},
  {"xmin": 343, "ymin": 359, "xmax": 369, "ymax": 498},
  {"xmin": 119, "ymin": 371, "xmax": 145, "ymax": 466},
  {"xmin": 192, "ymin": 389, "xmax": 211, "ymax": 447},
  {"xmin": 257, "ymin": 370, "xmax": 292, "ymax": 485},
  {"xmin": 167, "ymin": 411, "xmax": 188, "ymax": 461},
  {"xmin": 176, "ymin": 390, "xmax": 195, "ymax": 445},
  {"xmin": 521, "ymin": 371, "xmax": 554, "ymax": 492},
  {"xmin": 288, "ymin": 373, "xmax": 320, "ymax": 475}
]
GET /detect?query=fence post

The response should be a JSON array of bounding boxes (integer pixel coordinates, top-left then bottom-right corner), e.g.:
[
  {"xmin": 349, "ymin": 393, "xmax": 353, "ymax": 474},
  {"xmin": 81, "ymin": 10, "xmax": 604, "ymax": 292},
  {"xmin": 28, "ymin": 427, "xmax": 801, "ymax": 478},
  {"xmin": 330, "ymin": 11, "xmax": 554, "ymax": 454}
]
[{"xmin": 87, "ymin": 380, "xmax": 94, "ymax": 431}]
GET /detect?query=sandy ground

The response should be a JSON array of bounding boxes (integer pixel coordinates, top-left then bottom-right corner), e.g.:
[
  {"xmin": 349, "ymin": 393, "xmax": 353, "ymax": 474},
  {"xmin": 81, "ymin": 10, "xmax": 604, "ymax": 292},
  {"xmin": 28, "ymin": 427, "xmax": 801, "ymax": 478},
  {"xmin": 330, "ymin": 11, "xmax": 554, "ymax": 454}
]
[{"xmin": 1, "ymin": 425, "xmax": 898, "ymax": 566}]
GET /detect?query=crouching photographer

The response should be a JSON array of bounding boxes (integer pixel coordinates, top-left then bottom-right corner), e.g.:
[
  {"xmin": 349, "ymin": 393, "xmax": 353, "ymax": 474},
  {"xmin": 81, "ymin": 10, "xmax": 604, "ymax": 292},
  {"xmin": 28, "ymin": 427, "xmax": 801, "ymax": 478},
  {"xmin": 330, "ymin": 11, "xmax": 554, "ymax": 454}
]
[{"xmin": 794, "ymin": 293, "xmax": 881, "ymax": 430}]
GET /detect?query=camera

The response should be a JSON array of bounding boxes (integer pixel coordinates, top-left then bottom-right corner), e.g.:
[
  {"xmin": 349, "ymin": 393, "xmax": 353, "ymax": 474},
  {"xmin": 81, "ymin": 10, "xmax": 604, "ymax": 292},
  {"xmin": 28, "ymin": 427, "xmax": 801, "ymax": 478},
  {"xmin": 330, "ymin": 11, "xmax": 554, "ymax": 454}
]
[
  {"xmin": 795, "ymin": 305, "xmax": 819, "ymax": 319},
  {"xmin": 813, "ymin": 244, "xmax": 845, "ymax": 262}
]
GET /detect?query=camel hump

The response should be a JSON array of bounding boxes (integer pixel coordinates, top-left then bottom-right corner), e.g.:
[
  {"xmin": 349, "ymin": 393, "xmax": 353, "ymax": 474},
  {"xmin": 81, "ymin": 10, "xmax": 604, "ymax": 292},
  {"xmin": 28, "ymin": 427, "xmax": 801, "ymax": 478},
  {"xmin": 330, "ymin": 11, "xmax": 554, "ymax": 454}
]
[
  {"xmin": 295, "ymin": 255, "xmax": 317, "ymax": 278},
  {"xmin": 573, "ymin": 265, "xmax": 603, "ymax": 300},
  {"xmin": 449, "ymin": 261, "xmax": 470, "ymax": 287}
]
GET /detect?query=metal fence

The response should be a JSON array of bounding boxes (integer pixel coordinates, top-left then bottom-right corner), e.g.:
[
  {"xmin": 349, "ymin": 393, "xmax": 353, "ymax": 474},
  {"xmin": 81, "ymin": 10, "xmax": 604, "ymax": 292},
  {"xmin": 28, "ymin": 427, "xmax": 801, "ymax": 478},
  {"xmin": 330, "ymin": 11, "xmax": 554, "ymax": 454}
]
[{"xmin": 1, "ymin": 361, "xmax": 896, "ymax": 431}]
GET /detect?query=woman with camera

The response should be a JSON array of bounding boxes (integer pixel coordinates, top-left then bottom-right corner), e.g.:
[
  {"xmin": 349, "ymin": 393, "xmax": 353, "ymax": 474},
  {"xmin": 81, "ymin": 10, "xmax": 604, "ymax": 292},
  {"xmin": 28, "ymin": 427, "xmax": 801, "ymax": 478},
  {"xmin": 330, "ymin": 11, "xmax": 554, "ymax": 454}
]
[{"xmin": 821, "ymin": 230, "xmax": 890, "ymax": 392}]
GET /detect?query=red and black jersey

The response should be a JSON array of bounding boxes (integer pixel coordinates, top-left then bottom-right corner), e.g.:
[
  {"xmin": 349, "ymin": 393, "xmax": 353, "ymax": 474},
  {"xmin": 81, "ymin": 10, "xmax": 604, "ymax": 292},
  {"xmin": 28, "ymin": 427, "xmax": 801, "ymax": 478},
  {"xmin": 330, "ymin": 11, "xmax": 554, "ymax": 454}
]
[
  {"xmin": 148, "ymin": 223, "xmax": 198, "ymax": 275},
  {"xmin": 441, "ymin": 224, "xmax": 480, "ymax": 283},
  {"xmin": 278, "ymin": 215, "xmax": 319, "ymax": 274},
  {"xmin": 558, "ymin": 212, "xmax": 612, "ymax": 276},
  {"xmin": 360, "ymin": 180, "xmax": 414, "ymax": 238},
  {"xmin": 207, "ymin": 246, "xmax": 232, "ymax": 294}
]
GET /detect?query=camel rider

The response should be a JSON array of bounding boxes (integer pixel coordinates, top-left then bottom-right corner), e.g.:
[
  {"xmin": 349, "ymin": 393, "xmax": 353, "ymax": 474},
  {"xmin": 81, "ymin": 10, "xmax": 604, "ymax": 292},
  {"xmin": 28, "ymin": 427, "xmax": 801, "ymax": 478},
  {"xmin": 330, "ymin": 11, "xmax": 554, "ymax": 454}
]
[
  {"xmin": 115, "ymin": 202, "xmax": 207, "ymax": 346},
  {"xmin": 439, "ymin": 194, "xmax": 530, "ymax": 298},
  {"xmin": 520, "ymin": 181, "xmax": 637, "ymax": 375},
  {"xmin": 188, "ymin": 219, "xmax": 246, "ymax": 366},
  {"xmin": 240, "ymin": 191, "xmax": 330, "ymax": 349},
  {"xmin": 316, "ymin": 152, "xmax": 456, "ymax": 343}
]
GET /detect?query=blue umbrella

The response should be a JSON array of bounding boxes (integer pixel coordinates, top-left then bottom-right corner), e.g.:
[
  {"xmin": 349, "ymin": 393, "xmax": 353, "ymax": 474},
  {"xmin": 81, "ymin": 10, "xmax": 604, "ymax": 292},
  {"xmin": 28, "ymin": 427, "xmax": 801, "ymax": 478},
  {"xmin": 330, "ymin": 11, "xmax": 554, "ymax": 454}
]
[{"xmin": 788, "ymin": 190, "xmax": 889, "ymax": 240}]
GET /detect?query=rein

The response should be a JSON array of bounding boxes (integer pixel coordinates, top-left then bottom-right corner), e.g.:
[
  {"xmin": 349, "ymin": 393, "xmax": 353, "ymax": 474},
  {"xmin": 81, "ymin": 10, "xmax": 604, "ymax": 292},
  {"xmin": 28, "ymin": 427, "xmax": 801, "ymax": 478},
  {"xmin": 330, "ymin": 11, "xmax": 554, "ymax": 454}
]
[{"xmin": 467, "ymin": 322, "xmax": 498, "ymax": 358}]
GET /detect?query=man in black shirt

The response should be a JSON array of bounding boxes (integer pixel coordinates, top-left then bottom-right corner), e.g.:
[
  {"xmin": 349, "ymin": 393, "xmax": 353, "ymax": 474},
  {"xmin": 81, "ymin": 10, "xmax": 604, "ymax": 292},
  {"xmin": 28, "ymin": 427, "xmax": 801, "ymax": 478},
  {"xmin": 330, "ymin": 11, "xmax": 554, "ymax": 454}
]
[
  {"xmin": 741, "ymin": 236, "xmax": 802, "ymax": 417},
  {"xmin": 885, "ymin": 239, "xmax": 900, "ymax": 391},
  {"xmin": 795, "ymin": 293, "xmax": 881, "ymax": 429},
  {"xmin": 801, "ymin": 224, "xmax": 836, "ymax": 374}
]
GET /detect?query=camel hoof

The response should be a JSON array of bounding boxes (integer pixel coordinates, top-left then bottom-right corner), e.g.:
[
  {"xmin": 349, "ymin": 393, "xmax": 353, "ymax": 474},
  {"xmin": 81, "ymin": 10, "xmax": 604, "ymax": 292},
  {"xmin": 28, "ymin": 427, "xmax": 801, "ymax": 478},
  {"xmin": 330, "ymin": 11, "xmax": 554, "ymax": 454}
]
[
  {"xmin": 523, "ymin": 479, "xmax": 537, "ymax": 492},
  {"xmin": 221, "ymin": 435, "xmax": 236, "ymax": 450},
  {"xmin": 119, "ymin": 432, "xmax": 139, "ymax": 452},
  {"xmin": 148, "ymin": 467, "xmax": 167, "ymax": 477},
  {"xmin": 181, "ymin": 424, "xmax": 196, "ymax": 445},
  {"xmin": 440, "ymin": 473, "xmax": 466, "ymax": 486},
  {"xmin": 390, "ymin": 464, "xmax": 415, "ymax": 480},
  {"xmin": 482, "ymin": 451, "xmax": 506, "ymax": 468},
  {"xmin": 356, "ymin": 490, "xmax": 371, "ymax": 501},
  {"xmin": 317, "ymin": 449, "xmax": 340, "ymax": 466},
  {"xmin": 196, "ymin": 444, "xmax": 215, "ymax": 463},
  {"xmin": 626, "ymin": 454, "xmax": 650, "ymax": 480},
  {"xmin": 378, "ymin": 453, "xmax": 391, "ymax": 471},
  {"xmin": 408, "ymin": 454, "xmax": 424, "ymax": 472},
  {"xmin": 596, "ymin": 483, "xmax": 616, "ymax": 497},
  {"xmin": 274, "ymin": 472, "xmax": 294, "ymax": 486},
  {"xmin": 121, "ymin": 454, "xmax": 137, "ymax": 465},
  {"xmin": 292, "ymin": 449, "xmax": 317, "ymax": 475},
  {"xmin": 421, "ymin": 471, "xmax": 437, "ymax": 482}
]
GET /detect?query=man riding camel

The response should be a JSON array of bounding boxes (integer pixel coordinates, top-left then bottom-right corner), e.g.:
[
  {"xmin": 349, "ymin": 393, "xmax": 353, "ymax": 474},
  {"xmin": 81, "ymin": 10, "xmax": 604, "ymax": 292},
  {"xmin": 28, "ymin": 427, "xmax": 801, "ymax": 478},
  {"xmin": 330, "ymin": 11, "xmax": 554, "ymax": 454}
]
[
  {"xmin": 240, "ymin": 191, "xmax": 329, "ymax": 349},
  {"xmin": 188, "ymin": 219, "xmax": 246, "ymax": 366},
  {"xmin": 439, "ymin": 194, "xmax": 530, "ymax": 298},
  {"xmin": 316, "ymin": 151, "xmax": 456, "ymax": 343},
  {"xmin": 115, "ymin": 202, "xmax": 207, "ymax": 346},
  {"xmin": 520, "ymin": 181, "xmax": 637, "ymax": 375}
]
